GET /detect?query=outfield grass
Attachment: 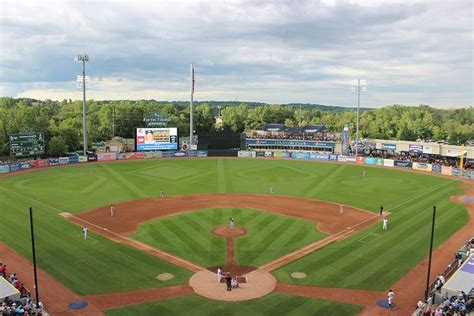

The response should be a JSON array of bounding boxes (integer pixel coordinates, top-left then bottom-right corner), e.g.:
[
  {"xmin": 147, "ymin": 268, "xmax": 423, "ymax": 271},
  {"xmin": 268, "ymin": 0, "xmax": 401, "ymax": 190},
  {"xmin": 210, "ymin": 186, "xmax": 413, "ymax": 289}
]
[
  {"xmin": 132, "ymin": 207, "xmax": 326, "ymax": 267},
  {"xmin": 272, "ymin": 180, "xmax": 466, "ymax": 291},
  {"xmin": 104, "ymin": 293, "xmax": 363, "ymax": 316},
  {"xmin": 0, "ymin": 158, "xmax": 467, "ymax": 296}
]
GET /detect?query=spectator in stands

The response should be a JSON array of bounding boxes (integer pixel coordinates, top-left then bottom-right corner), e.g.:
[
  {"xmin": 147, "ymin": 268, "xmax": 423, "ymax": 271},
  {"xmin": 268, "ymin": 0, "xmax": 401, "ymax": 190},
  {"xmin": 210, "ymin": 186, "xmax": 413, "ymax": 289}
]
[{"xmin": 0, "ymin": 263, "xmax": 6, "ymax": 278}]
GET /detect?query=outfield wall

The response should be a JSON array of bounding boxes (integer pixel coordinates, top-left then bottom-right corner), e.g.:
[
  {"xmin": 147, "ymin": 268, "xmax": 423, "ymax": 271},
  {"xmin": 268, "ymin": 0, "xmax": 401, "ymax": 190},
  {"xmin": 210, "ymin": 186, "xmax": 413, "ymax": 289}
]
[
  {"xmin": 0, "ymin": 150, "xmax": 208, "ymax": 175},
  {"xmin": 238, "ymin": 151, "xmax": 474, "ymax": 180}
]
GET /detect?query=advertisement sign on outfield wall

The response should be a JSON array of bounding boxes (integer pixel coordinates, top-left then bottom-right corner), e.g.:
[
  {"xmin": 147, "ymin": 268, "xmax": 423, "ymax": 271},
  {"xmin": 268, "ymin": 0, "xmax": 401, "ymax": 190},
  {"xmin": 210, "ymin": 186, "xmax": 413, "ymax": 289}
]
[
  {"xmin": 346, "ymin": 157, "xmax": 356, "ymax": 162},
  {"xmin": 255, "ymin": 151, "xmax": 265, "ymax": 157},
  {"xmin": 78, "ymin": 156, "xmax": 88, "ymax": 163},
  {"xmin": 291, "ymin": 152, "xmax": 310, "ymax": 159},
  {"xmin": 9, "ymin": 163, "xmax": 20, "ymax": 172},
  {"xmin": 59, "ymin": 157, "xmax": 69, "ymax": 165},
  {"xmin": 329, "ymin": 154, "xmax": 338, "ymax": 161},
  {"xmin": 264, "ymin": 151, "xmax": 274, "ymax": 158},
  {"xmin": 97, "ymin": 153, "xmax": 117, "ymax": 162},
  {"xmin": 274, "ymin": 152, "xmax": 284, "ymax": 158},
  {"xmin": 451, "ymin": 168, "xmax": 461, "ymax": 176},
  {"xmin": 431, "ymin": 164, "xmax": 442, "ymax": 174},
  {"xmin": 34, "ymin": 159, "xmax": 49, "ymax": 168},
  {"xmin": 356, "ymin": 157, "xmax": 365, "ymax": 164},
  {"xmin": 144, "ymin": 151, "xmax": 163, "ymax": 159},
  {"xmin": 117, "ymin": 153, "xmax": 126, "ymax": 160},
  {"xmin": 412, "ymin": 162, "xmax": 432, "ymax": 172},
  {"xmin": 0, "ymin": 164, "xmax": 9, "ymax": 173},
  {"xmin": 441, "ymin": 166, "xmax": 452, "ymax": 176},
  {"xmin": 49, "ymin": 158, "xmax": 60, "ymax": 166},
  {"xmin": 197, "ymin": 151, "xmax": 208, "ymax": 157},
  {"xmin": 394, "ymin": 160, "xmax": 412, "ymax": 168},
  {"xmin": 365, "ymin": 157, "xmax": 377, "ymax": 165},
  {"xmin": 125, "ymin": 152, "xmax": 143, "ymax": 160},
  {"xmin": 383, "ymin": 159, "xmax": 394, "ymax": 167},
  {"xmin": 68, "ymin": 156, "xmax": 79, "ymax": 164},
  {"xmin": 337, "ymin": 155, "xmax": 348, "ymax": 162},
  {"xmin": 87, "ymin": 154, "xmax": 98, "ymax": 162}
]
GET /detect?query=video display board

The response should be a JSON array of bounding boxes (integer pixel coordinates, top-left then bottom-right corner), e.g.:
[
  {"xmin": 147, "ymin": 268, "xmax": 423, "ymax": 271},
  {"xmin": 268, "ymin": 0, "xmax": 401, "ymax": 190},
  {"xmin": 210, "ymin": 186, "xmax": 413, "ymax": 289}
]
[
  {"xmin": 136, "ymin": 128, "xmax": 178, "ymax": 151},
  {"xmin": 10, "ymin": 132, "xmax": 45, "ymax": 157}
]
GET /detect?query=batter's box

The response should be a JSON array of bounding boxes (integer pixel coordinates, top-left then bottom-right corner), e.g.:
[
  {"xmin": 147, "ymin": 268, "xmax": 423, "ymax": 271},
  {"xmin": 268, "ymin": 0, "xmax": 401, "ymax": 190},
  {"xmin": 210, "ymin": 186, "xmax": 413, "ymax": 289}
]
[{"xmin": 358, "ymin": 233, "xmax": 379, "ymax": 244}]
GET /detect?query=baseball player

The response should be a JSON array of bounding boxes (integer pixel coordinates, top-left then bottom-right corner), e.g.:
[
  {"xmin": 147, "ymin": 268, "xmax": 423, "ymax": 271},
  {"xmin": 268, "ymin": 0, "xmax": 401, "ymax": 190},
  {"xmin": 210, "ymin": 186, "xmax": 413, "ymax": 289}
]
[
  {"xmin": 382, "ymin": 217, "xmax": 388, "ymax": 230},
  {"xmin": 387, "ymin": 289, "xmax": 395, "ymax": 308},
  {"xmin": 362, "ymin": 169, "xmax": 366, "ymax": 176},
  {"xmin": 379, "ymin": 205, "xmax": 384, "ymax": 216},
  {"xmin": 217, "ymin": 267, "xmax": 222, "ymax": 283},
  {"xmin": 269, "ymin": 186, "xmax": 274, "ymax": 195},
  {"xmin": 229, "ymin": 217, "xmax": 235, "ymax": 229},
  {"xmin": 160, "ymin": 189, "xmax": 164, "ymax": 198},
  {"xmin": 83, "ymin": 226, "xmax": 88, "ymax": 239},
  {"xmin": 110, "ymin": 206, "xmax": 115, "ymax": 217},
  {"xmin": 339, "ymin": 203, "xmax": 344, "ymax": 214}
]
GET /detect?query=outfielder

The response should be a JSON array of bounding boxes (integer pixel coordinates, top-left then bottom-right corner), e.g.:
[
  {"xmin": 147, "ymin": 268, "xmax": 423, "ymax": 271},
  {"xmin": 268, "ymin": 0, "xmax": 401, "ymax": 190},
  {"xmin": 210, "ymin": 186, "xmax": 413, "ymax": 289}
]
[{"xmin": 83, "ymin": 226, "xmax": 88, "ymax": 239}]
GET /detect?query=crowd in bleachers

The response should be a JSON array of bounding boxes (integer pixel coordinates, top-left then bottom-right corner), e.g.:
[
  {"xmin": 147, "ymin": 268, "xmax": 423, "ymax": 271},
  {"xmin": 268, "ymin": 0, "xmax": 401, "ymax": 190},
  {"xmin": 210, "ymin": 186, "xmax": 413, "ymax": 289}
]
[
  {"xmin": 0, "ymin": 263, "xmax": 47, "ymax": 315},
  {"xmin": 413, "ymin": 238, "xmax": 474, "ymax": 316},
  {"xmin": 245, "ymin": 132, "xmax": 339, "ymax": 142},
  {"xmin": 368, "ymin": 152, "xmax": 471, "ymax": 169}
]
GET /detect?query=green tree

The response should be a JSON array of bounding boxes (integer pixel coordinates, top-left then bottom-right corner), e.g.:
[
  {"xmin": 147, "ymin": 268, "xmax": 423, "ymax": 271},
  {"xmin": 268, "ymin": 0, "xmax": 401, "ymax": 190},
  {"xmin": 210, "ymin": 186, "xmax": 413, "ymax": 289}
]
[{"xmin": 48, "ymin": 136, "xmax": 67, "ymax": 156}]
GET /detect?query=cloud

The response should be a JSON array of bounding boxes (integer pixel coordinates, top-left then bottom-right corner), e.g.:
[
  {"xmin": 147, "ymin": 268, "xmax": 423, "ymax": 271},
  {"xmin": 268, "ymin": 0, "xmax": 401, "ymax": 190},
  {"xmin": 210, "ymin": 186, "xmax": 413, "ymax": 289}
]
[{"xmin": 0, "ymin": 0, "xmax": 472, "ymax": 108}]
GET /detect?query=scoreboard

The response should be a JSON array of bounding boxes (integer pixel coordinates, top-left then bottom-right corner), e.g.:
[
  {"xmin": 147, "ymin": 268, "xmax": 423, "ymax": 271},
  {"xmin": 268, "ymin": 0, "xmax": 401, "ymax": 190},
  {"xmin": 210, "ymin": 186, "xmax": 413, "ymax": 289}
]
[{"xmin": 10, "ymin": 132, "xmax": 45, "ymax": 157}]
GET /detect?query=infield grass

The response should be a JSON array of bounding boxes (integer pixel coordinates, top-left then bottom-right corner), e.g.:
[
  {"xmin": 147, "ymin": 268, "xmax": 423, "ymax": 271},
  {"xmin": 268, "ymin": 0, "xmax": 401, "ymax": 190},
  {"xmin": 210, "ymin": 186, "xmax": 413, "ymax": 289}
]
[
  {"xmin": 104, "ymin": 293, "xmax": 363, "ymax": 316},
  {"xmin": 0, "ymin": 158, "xmax": 467, "ymax": 295},
  {"xmin": 132, "ymin": 207, "xmax": 326, "ymax": 267}
]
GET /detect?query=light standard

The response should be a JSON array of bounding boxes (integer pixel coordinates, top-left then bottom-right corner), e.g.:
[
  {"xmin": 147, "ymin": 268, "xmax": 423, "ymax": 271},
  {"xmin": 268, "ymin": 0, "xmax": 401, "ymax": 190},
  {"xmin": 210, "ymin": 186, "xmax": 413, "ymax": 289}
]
[
  {"xmin": 76, "ymin": 54, "xmax": 89, "ymax": 156},
  {"xmin": 351, "ymin": 79, "xmax": 367, "ymax": 157}
]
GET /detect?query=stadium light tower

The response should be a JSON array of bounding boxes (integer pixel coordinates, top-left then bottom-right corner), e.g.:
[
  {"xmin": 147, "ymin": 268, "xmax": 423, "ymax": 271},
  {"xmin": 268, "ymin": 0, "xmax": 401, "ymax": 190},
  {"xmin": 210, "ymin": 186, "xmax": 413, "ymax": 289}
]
[
  {"xmin": 351, "ymin": 79, "xmax": 367, "ymax": 157},
  {"xmin": 76, "ymin": 54, "xmax": 89, "ymax": 156}
]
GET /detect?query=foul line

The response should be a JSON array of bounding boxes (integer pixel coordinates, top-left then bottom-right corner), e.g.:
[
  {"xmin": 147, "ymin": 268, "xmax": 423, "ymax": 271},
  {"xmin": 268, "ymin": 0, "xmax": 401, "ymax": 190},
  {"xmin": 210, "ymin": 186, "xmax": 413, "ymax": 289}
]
[
  {"xmin": 61, "ymin": 213, "xmax": 205, "ymax": 272},
  {"xmin": 0, "ymin": 186, "xmax": 63, "ymax": 213},
  {"xmin": 387, "ymin": 180, "xmax": 456, "ymax": 211},
  {"xmin": 258, "ymin": 213, "xmax": 381, "ymax": 271}
]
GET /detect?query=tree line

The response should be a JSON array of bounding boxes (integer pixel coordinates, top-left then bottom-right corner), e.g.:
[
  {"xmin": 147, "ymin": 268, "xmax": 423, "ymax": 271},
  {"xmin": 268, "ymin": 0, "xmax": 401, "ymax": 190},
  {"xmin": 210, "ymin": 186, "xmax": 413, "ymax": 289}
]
[{"xmin": 0, "ymin": 97, "xmax": 472, "ymax": 157}]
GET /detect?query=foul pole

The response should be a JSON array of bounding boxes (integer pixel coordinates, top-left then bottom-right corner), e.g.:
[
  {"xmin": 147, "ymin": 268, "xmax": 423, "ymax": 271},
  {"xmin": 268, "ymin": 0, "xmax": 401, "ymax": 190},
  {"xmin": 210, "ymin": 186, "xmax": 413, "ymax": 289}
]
[{"xmin": 190, "ymin": 63, "xmax": 194, "ymax": 146}]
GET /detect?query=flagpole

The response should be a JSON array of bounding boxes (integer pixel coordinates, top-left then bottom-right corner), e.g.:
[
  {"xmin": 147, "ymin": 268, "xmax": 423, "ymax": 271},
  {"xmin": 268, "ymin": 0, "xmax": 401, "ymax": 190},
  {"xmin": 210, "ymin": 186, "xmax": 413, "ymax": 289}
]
[{"xmin": 189, "ymin": 63, "xmax": 194, "ymax": 147}]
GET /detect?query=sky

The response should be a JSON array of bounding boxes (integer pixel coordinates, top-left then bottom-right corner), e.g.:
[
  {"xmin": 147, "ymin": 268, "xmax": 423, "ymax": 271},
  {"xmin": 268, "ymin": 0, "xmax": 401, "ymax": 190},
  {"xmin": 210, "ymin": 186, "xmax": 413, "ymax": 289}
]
[{"xmin": 0, "ymin": 0, "xmax": 472, "ymax": 108}]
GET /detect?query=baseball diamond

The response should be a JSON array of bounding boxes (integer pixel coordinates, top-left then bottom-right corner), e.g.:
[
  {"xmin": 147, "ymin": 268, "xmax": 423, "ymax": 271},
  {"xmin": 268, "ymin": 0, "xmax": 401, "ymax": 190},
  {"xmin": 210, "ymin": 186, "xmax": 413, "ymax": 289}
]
[{"xmin": 0, "ymin": 158, "xmax": 472, "ymax": 315}]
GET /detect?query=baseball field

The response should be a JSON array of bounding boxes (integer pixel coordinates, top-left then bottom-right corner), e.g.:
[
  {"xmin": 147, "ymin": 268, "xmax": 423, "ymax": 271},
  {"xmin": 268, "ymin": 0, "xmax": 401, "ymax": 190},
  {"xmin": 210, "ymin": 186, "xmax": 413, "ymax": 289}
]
[{"xmin": 0, "ymin": 158, "xmax": 470, "ymax": 315}]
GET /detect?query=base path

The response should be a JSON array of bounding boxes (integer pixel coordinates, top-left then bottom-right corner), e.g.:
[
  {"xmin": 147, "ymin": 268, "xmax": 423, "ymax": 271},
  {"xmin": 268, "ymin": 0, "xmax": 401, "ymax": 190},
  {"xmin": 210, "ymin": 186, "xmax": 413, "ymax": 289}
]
[
  {"xmin": 82, "ymin": 285, "xmax": 194, "ymax": 310},
  {"xmin": 0, "ymin": 242, "xmax": 104, "ymax": 316},
  {"xmin": 76, "ymin": 193, "xmax": 376, "ymax": 236}
]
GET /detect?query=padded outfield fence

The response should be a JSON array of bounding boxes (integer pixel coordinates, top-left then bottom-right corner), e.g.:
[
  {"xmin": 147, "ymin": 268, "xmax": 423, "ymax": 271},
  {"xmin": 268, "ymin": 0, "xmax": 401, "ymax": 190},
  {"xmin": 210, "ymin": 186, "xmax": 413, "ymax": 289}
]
[{"xmin": 238, "ymin": 150, "xmax": 474, "ymax": 180}]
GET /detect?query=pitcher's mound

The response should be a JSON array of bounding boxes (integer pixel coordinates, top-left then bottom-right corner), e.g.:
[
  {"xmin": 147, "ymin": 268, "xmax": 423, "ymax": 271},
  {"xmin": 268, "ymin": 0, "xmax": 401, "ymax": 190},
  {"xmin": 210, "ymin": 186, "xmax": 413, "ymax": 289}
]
[
  {"xmin": 189, "ymin": 269, "xmax": 276, "ymax": 301},
  {"xmin": 212, "ymin": 226, "xmax": 247, "ymax": 237}
]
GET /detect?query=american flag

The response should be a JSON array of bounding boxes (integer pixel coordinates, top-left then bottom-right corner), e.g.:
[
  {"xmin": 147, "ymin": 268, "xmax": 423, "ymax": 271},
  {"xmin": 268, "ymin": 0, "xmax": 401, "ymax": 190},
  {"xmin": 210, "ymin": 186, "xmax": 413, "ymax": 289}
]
[{"xmin": 192, "ymin": 64, "xmax": 195, "ymax": 95}]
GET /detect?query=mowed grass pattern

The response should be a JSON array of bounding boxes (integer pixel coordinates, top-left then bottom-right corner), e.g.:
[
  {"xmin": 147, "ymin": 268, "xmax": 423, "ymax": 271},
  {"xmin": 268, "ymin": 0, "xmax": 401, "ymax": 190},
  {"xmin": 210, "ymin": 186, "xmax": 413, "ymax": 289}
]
[
  {"xmin": 104, "ymin": 293, "xmax": 363, "ymax": 316},
  {"xmin": 0, "ymin": 158, "xmax": 467, "ymax": 295},
  {"xmin": 273, "ymin": 180, "xmax": 466, "ymax": 290},
  {"xmin": 132, "ymin": 207, "xmax": 325, "ymax": 267}
]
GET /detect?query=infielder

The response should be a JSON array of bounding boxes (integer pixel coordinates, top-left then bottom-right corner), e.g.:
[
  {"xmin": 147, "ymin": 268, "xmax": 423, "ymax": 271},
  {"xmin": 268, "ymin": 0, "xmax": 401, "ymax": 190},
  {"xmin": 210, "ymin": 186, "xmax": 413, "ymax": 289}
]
[
  {"xmin": 382, "ymin": 217, "xmax": 388, "ymax": 230},
  {"xmin": 160, "ymin": 189, "xmax": 164, "ymax": 198},
  {"xmin": 83, "ymin": 226, "xmax": 88, "ymax": 239},
  {"xmin": 269, "ymin": 186, "xmax": 274, "ymax": 195},
  {"xmin": 339, "ymin": 203, "xmax": 344, "ymax": 214},
  {"xmin": 110, "ymin": 206, "xmax": 115, "ymax": 217}
]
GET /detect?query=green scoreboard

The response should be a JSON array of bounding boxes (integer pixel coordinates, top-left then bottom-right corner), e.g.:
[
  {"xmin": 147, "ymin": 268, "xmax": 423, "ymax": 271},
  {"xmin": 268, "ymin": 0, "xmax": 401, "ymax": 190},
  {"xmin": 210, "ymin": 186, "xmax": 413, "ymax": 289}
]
[{"xmin": 9, "ymin": 132, "xmax": 45, "ymax": 157}]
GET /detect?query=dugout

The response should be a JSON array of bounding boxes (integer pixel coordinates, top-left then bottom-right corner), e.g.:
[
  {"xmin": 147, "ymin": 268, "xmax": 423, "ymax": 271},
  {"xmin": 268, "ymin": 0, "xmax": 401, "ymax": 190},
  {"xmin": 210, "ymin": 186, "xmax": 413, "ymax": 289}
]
[
  {"xmin": 439, "ymin": 255, "xmax": 474, "ymax": 300},
  {"xmin": 0, "ymin": 276, "xmax": 20, "ymax": 302}
]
